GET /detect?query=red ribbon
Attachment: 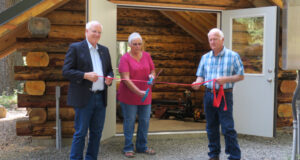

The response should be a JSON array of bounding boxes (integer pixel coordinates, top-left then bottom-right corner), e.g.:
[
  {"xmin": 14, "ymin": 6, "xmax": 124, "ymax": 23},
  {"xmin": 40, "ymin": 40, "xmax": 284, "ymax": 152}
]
[
  {"xmin": 212, "ymin": 79, "xmax": 227, "ymax": 111},
  {"xmin": 101, "ymin": 75, "xmax": 226, "ymax": 110}
]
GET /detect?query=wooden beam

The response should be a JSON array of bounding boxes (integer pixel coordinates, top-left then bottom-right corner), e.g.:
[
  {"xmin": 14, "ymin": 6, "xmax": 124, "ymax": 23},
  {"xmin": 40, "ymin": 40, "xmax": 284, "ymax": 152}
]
[
  {"xmin": 109, "ymin": 0, "xmax": 254, "ymax": 10},
  {"xmin": 247, "ymin": 0, "xmax": 272, "ymax": 7},
  {"xmin": 0, "ymin": 0, "xmax": 70, "ymax": 59},
  {"xmin": 268, "ymin": 0, "xmax": 283, "ymax": 8},
  {"xmin": 0, "ymin": 0, "xmax": 70, "ymax": 37},
  {"xmin": 161, "ymin": 11, "xmax": 205, "ymax": 43},
  {"xmin": 110, "ymin": 0, "xmax": 228, "ymax": 10}
]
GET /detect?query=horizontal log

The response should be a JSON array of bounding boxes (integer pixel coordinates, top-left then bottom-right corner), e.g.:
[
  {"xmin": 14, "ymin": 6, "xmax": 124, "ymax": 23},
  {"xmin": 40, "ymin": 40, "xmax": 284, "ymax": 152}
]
[
  {"xmin": 46, "ymin": 10, "xmax": 85, "ymax": 25},
  {"xmin": 26, "ymin": 52, "xmax": 49, "ymax": 67},
  {"xmin": 32, "ymin": 121, "xmax": 75, "ymax": 136},
  {"xmin": 29, "ymin": 108, "xmax": 47, "ymax": 124},
  {"xmin": 156, "ymin": 76, "xmax": 196, "ymax": 84},
  {"xmin": 153, "ymin": 83, "xmax": 205, "ymax": 92},
  {"xmin": 18, "ymin": 94, "xmax": 71, "ymax": 108},
  {"xmin": 232, "ymin": 43, "xmax": 263, "ymax": 57},
  {"xmin": 153, "ymin": 60, "xmax": 196, "ymax": 68},
  {"xmin": 118, "ymin": 15, "xmax": 174, "ymax": 27},
  {"xmin": 278, "ymin": 70, "xmax": 297, "ymax": 80},
  {"xmin": 278, "ymin": 103, "xmax": 292, "ymax": 118},
  {"xmin": 48, "ymin": 53, "xmax": 65, "ymax": 66},
  {"xmin": 118, "ymin": 34, "xmax": 197, "ymax": 44},
  {"xmin": 48, "ymin": 25, "xmax": 85, "ymax": 39},
  {"xmin": 232, "ymin": 31, "xmax": 251, "ymax": 45},
  {"xmin": 280, "ymin": 80, "xmax": 296, "ymax": 94},
  {"xmin": 57, "ymin": 0, "xmax": 85, "ymax": 11},
  {"xmin": 112, "ymin": 0, "xmax": 253, "ymax": 8},
  {"xmin": 16, "ymin": 38, "xmax": 80, "ymax": 52},
  {"xmin": 152, "ymin": 91, "xmax": 204, "ymax": 101},
  {"xmin": 47, "ymin": 108, "xmax": 75, "ymax": 121},
  {"xmin": 118, "ymin": 8, "xmax": 164, "ymax": 19},
  {"xmin": 277, "ymin": 92, "xmax": 293, "ymax": 103},
  {"xmin": 24, "ymin": 81, "xmax": 46, "ymax": 95},
  {"xmin": 45, "ymin": 81, "xmax": 69, "ymax": 95},
  {"xmin": 155, "ymin": 68, "xmax": 196, "ymax": 76},
  {"xmin": 145, "ymin": 43, "xmax": 196, "ymax": 52},
  {"xmin": 232, "ymin": 22, "xmax": 248, "ymax": 32},
  {"xmin": 118, "ymin": 25, "xmax": 187, "ymax": 36},
  {"xmin": 16, "ymin": 120, "xmax": 33, "ymax": 136},
  {"xmin": 150, "ymin": 51, "xmax": 203, "ymax": 60},
  {"xmin": 14, "ymin": 66, "xmax": 64, "ymax": 81}
]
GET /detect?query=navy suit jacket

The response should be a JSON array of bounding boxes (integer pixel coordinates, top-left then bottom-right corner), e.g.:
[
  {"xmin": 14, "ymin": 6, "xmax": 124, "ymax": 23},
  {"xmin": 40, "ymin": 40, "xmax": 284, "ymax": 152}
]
[{"xmin": 62, "ymin": 40, "xmax": 114, "ymax": 107}]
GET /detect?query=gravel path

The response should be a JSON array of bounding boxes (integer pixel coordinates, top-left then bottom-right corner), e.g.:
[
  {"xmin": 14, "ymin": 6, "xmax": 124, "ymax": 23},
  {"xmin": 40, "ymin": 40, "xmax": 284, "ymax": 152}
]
[{"xmin": 0, "ymin": 108, "xmax": 294, "ymax": 160}]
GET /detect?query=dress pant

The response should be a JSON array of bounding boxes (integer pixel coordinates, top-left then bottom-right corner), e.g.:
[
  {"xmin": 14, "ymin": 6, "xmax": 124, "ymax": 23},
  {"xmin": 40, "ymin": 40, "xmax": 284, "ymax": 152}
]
[
  {"xmin": 70, "ymin": 92, "xmax": 106, "ymax": 160},
  {"xmin": 120, "ymin": 102, "xmax": 151, "ymax": 153},
  {"xmin": 204, "ymin": 91, "xmax": 241, "ymax": 160}
]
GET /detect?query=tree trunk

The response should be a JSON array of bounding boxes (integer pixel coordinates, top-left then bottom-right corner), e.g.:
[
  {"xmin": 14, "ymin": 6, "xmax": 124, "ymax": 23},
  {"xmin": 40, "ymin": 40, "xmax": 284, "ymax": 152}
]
[{"xmin": 0, "ymin": 52, "xmax": 23, "ymax": 94}]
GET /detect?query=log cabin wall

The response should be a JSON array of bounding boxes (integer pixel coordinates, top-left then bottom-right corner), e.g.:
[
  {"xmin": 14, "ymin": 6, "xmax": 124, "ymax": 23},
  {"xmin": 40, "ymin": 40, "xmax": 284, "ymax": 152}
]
[
  {"xmin": 116, "ymin": 8, "xmax": 216, "ymax": 114},
  {"xmin": 13, "ymin": 0, "xmax": 295, "ymax": 137},
  {"xmin": 15, "ymin": 0, "xmax": 86, "ymax": 137}
]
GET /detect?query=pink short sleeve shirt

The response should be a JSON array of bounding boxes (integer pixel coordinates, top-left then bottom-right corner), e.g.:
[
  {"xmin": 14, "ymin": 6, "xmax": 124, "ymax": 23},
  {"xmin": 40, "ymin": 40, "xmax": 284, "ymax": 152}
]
[{"xmin": 117, "ymin": 51, "xmax": 155, "ymax": 105}]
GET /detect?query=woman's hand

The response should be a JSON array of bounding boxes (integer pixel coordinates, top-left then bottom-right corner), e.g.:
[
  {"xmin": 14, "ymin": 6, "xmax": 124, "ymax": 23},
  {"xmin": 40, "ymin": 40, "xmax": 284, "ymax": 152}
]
[{"xmin": 138, "ymin": 90, "xmax": 146, "ymax": 97}]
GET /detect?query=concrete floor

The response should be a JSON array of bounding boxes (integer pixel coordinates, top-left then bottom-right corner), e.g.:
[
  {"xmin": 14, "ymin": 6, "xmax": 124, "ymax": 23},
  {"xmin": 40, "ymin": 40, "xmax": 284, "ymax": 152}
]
[{"xmin": 116, "ymin": 117, "xmax": 206, "ymax": 133}]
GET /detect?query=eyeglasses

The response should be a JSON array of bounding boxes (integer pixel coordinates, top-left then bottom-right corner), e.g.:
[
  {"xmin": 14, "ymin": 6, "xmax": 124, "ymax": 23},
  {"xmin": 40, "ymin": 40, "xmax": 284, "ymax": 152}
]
[{"xmin": 132, "ymin": 43, "xmax": 142, "ymax": 46}]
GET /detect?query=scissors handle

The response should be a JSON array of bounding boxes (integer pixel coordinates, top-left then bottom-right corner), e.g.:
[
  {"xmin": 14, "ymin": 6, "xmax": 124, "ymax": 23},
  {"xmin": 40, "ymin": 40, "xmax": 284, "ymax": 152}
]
[
  {"xmin": 141, "ymin": 88, "xmax": 150, "ymax": 102},
  {"xmin": 147, "ymin": 77, "xmax": 154, "ymax": 85}
]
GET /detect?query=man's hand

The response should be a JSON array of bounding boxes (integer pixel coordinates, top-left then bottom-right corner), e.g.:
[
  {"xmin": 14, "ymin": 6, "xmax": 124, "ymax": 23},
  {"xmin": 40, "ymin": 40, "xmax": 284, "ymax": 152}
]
[
  {"xmin": 192, "ymin": 82, "xmax": 201, "ymax": 90},
  {"xmin": 84, "ymin": 72, "xmax": 98, "ymax": 82},
  {"xmin": 192, "ymin": 77, "xmax": 203, "ymax": 90},
  {"xmin": 215, "ymin": 77, "xmax": 227, "ymax": 85},
  {"xmin": 105, "ymin": 76, "xmax": 113, "ymax": 86}
]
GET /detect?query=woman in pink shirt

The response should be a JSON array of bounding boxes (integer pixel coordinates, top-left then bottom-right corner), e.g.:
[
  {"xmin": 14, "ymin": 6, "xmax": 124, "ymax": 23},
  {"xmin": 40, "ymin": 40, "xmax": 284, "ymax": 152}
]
[{"xmin": 117, "ymin": 32, "xmax": 156, "ymax": 158}]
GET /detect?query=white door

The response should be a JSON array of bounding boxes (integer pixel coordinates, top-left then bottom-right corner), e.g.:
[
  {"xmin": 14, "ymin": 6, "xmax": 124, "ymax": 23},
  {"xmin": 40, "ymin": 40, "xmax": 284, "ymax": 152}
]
[
  {"xmin": 222, "ymin": 6, "xmax": 278, "ymax": 137},
  {"xmin": 88, "ymin": 0, "xmax": 117, "ymax": 140}
]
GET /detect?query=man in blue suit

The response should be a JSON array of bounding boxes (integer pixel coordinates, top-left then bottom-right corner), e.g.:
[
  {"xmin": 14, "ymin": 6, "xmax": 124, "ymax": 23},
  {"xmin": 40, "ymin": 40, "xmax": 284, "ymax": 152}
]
[{"xmin": 63, "ymin": 20, "xmax": 114, "ymax": 160}]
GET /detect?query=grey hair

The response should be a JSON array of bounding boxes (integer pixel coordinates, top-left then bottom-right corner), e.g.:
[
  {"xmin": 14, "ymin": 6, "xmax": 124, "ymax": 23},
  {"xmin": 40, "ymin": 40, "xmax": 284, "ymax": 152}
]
[
  {"xmin": 208, "ymin": 28, "xmax": 224, "ymax": 39},
  {"xmin": 128, "ymin": 32, "xmax": 142, "ymax": 44},
  {"xmin": 86, "ymin": 20, "xmax": 103, "ymax": 30}
]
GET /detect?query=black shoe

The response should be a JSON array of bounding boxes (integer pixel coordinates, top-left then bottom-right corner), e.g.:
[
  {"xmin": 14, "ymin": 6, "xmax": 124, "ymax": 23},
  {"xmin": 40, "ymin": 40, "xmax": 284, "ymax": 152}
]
[{"xmin": 209, "ymin": 157, "xmax": 219, "ymax": 160}]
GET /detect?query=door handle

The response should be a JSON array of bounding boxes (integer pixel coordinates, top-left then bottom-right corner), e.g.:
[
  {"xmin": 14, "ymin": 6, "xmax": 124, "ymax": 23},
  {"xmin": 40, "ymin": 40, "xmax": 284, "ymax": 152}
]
[{"xmin": 267, "ymin": 78, "xmax": 272, "ymax": 83}]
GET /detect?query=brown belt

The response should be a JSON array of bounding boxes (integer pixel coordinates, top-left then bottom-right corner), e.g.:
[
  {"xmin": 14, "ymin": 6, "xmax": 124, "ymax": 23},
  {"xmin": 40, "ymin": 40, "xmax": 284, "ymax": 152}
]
[{"xmin": 206, "ymin": 88, "xmax": 232, "ymax": 93}]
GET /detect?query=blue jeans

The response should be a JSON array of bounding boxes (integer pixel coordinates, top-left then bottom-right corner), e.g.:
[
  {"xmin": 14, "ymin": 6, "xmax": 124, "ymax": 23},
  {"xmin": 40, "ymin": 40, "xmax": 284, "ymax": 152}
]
[
  {"xmin": 204, "ymin": 91, "xmax": 241, "ymax": 160},
  {"xmin": 120, "ymin": 102, "xmax": 151, "ymax": 153},
  {"xmin": 70, "ymin": 92, "xmax": 106, "ymax": 160}
]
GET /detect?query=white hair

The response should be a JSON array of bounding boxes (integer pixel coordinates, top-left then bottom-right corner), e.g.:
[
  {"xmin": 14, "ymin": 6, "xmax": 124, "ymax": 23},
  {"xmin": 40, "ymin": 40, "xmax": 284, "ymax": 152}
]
[
  {"xmin": 86, "ymin": 20, "xmax": 103, "ymax": 30},
  {"xmin": 128, "ymin": 32, "xmax": 142, "ymax": 44},
  {"xmin": 208, "ymin": 28, "xmax": 224, "ymax": 39}
]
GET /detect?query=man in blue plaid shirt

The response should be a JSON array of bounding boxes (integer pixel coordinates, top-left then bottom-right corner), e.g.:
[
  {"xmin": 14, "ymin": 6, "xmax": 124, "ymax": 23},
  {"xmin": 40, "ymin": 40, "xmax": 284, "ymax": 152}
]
[{"xmin": 192, "ymin": 28, "xmax": 244, "ymax": 160}]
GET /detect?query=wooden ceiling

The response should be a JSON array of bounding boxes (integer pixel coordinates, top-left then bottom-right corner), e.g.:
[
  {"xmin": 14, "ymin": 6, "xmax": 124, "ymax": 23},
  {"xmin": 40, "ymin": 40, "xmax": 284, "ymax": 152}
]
[
  {"xmin": 110, "ymin": 0, "xmax": 283, "ymax": 10},
  {"xmin": 111, "ymin": 0, "xmax": 283, "ymax": 43}
]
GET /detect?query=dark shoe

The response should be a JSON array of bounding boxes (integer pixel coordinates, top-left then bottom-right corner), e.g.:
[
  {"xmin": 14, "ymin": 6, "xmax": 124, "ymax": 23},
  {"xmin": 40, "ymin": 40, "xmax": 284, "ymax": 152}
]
[{"xmin": 209, "ymin": 157, "xmax": 219, "ymax": 160}]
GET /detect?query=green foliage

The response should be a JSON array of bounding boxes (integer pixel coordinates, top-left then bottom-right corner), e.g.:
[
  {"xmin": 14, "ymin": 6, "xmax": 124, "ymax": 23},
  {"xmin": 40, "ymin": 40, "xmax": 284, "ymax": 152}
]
[
  {"xmin": 234, "ymin": 16, "xmax": 264, "ymax": 45},
  {"xmin": 0, "ymin": 90, "xmax": 18, "ymax": 108},
  {"xmin": 0, "ymin": 82, "xmax": 23, "ymax": 108}
]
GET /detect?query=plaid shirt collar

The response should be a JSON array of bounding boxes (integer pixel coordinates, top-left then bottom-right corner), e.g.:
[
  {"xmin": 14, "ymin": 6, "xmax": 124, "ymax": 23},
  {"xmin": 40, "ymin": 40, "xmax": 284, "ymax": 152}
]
[{"xmin": 210, "ymin": 46, "xmax": 226, "ymax": 57}]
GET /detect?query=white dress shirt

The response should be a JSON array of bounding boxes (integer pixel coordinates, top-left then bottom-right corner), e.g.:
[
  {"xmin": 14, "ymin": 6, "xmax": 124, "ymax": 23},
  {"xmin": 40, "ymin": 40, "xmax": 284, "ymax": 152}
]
[{"xmin": 86, "ymin": 39, "xmax": 104, "ymax": 91}]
